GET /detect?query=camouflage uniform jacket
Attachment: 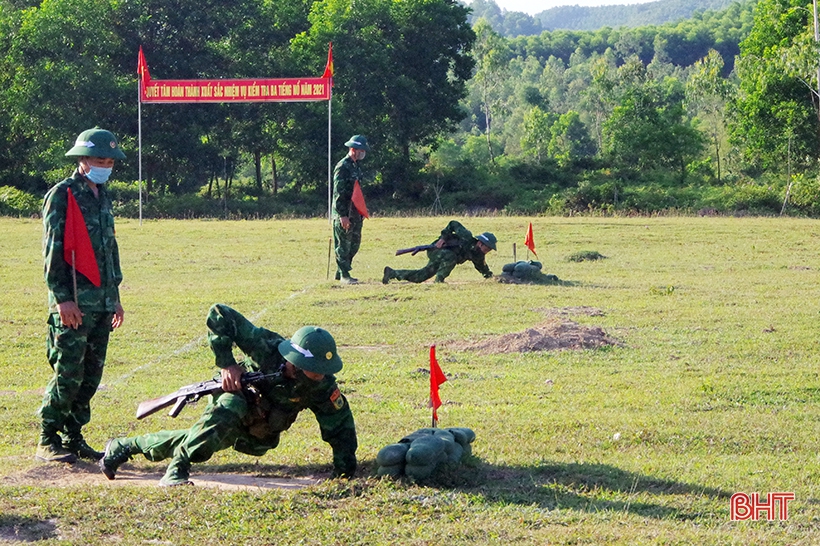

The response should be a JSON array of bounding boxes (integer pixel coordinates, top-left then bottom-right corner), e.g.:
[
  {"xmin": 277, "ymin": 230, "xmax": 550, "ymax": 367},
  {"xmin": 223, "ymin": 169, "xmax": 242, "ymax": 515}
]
[
  {"xmin": 332, "ymin": 154, "xmax": 363, "ymax": 220},
  {"xmin": 436, "ymin": 220, "xmax": 492, "ymax": 278},
  {"xmin": 42, "ymin": 171, "xmax": 122, "ymax": 313},
  {"xmin": 206, "ymin": 304, "xmax": 358, "ymax": 476}
]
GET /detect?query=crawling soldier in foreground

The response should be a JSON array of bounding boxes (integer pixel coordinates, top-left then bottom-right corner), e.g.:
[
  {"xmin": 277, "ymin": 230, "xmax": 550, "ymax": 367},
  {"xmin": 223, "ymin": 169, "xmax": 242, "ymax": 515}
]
[{"xmin": 100, "ymin": 304, "xmax": 357, "ymax": 486}]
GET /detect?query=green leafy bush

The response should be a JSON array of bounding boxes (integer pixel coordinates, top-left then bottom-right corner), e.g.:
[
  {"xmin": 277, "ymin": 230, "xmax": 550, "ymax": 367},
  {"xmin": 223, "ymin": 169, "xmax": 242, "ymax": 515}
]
[
  {"xmin": 0, "ymin": 186, "xmax": 40, "ymax": 217},
  {"xmin": 701, "ymin": 183, "xmax": 782, "ymax": 215},
  {"xmin": 786, "ymin": 174, "xmax": 820, "ymax": 216}
]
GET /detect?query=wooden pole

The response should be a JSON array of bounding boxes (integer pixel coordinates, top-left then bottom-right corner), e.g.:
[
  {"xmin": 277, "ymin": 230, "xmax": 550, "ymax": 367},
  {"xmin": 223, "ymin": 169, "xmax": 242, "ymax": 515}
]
[
  {"xmin": 71, "ymin": 250, "xmax": 78, "ymax": 304},
  {"xmin": 326, "ymin": 236, "xmax": 332, "ymax": 280},
  {"xmin": 512, "ymin": 242, "xmax": 516, "ymax": 263}
]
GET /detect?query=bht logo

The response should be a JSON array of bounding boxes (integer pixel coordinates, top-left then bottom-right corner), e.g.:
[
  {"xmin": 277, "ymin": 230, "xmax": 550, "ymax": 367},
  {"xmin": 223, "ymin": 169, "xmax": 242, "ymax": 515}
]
[{"xmin": 730, "ymin": 492, "xmax": 795, "ymax": 521}]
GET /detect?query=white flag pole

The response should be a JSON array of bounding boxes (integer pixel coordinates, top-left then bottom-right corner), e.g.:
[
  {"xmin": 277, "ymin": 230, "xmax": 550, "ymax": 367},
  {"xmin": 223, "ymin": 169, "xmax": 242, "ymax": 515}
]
[
  {"xmin": 327, "ymin": 80, "xmax": 332, "ymax": 225},
  {"xmin": 138, "ymin": 74, "xmax": 143, "ymax": 226}
]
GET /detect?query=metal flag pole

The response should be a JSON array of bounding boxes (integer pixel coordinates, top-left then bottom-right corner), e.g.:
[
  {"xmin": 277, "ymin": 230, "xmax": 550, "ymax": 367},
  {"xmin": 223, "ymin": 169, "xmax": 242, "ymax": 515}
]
[
  {"xmin": 327, "ymin": 80, "xmax": 332, "ymax": 225},
  {"xmin": 138, "ymin": 73, "xmax": 143, "ymax": 226}
]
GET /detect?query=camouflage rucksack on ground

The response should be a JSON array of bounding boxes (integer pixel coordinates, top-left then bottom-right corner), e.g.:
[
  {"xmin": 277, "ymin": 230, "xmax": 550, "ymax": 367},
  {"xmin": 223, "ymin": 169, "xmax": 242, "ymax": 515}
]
[{"xmin": 500, "ymin": 261, "xmax": 559, "ymax": 284}]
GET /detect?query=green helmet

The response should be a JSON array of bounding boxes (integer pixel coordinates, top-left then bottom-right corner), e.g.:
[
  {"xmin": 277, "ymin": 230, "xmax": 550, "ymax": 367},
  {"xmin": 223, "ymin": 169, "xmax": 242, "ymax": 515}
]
[
  {"xmin": 278, "ymin": 326, "xmax": 343, "ymax": 374},
  {"xmin": 65, "ymin": 128, "xmax": 126, "ymax": 159},
  {"xmin": 476, "ymin": 232, "xmax": 497, "ymax": 251},
  {"xmin": 513, "ymin": 261, "xmax": 534, "ymax": 279},
  {"xmin": 344, "ymin": 135, "xmax": 370, "ymax": 151}
]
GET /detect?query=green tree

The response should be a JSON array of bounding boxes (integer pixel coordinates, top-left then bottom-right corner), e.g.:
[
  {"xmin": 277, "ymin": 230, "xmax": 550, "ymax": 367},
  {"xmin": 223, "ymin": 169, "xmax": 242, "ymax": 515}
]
[
  {"xmin": 294, "ymin": 0, "xmax": 475, "ymax": 197},
  {"xmin": 471, "ymin": 18, "xmax": 510, "ymax": 165},
  {"xmin": 1, "ymin": 0, "xmax": 129, "ymax": 192},
  {"xmin": 730, "ymin": 0, "xmax": 819, "ymax": 172},
  {"xmin": 547, "ymin": 110, "xmax": 596, "ymax": 166},
  {"xmin": 520, "ymin": 106, "xmax": 555, "ymax": 163},
  {"xmin": 603, "ymin": 74, "xmax": 704, "ymax": 178},
  {"xmin": 686, "ymin": 49, "xmax": 733, "ymax": 182},
  {"xmin": 580, "ymin": 54, "xmax": 618, "ymax": 153}
]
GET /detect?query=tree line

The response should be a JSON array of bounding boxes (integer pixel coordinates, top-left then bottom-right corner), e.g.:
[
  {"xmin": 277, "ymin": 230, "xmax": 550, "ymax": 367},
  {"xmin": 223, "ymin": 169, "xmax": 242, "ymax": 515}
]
[
  {"xmin": 1, "ymin": 0, "xmax": 820, "ymax": 218},
  {"xmin": 466, "ymin": 0, "xmax": 738, "ymax": 36},
  {"xmin": 0, "ymin": 0, "xmax": 474, "ymax": 216}
]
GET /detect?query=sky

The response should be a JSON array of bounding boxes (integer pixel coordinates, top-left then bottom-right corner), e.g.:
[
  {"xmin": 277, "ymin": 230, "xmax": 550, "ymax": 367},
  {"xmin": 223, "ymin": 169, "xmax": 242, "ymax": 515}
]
[{"xmin": 471, "ymin": 0, "xmax": 659, "ymax": 16}]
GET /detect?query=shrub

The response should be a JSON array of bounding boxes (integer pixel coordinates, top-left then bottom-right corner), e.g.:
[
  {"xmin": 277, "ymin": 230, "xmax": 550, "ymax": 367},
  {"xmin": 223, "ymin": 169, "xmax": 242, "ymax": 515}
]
[
  {"xmin": 701, "ymin": 183, "xmax": 782, "ymax": 215},
  {"xmin": 0, "ymin": 186, "xmax": 40, "ymax": 217},
  {"xmin": 786, "ymin": 174, "xmax": 820, "ymax": 216}
]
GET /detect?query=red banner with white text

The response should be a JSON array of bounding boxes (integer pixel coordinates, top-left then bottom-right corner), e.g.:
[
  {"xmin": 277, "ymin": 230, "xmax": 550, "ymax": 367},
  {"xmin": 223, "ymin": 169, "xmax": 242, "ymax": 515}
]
[{"xmin": 141, "ymin": 77, "xmax": 330, "ymax": 103}]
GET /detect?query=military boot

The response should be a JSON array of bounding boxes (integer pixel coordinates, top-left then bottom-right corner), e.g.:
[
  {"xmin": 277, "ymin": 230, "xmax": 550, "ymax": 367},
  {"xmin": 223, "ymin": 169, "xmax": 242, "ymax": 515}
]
[
  {"xmin": 382, "ymin": 266, "xmax": 394, "ymax": 284},
  {"xmin": 99, "ymin": 438, "xmax": 134, "ymax": 480},
  {"xmin": 64, "ymin": 436, "xmax": 104, "ymax": 460},
  {"xmin": 35, "ymin": 442, "xmax": 77, "ymax": 464},
  {"xmin": 159, "ymin": 457, "xmax": 193, "ymax": 487}
]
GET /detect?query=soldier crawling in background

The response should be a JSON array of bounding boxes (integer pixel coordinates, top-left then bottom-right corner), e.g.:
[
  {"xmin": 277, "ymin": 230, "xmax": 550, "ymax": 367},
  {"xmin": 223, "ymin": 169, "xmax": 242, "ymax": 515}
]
[
  {"xmin": 100, "ymin": 304, "xmax": 357, "ymax": 486},
  {"xmin": 383, "ymin": 220, "xmax": 497, "ymax": 284}
]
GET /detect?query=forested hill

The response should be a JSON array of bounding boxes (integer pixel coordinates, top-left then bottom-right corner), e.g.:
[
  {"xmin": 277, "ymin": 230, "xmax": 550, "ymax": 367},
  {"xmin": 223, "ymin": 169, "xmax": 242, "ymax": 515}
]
[{"xmin": 466, "ymin": 0, "xmax": 744, "ymax": 35}]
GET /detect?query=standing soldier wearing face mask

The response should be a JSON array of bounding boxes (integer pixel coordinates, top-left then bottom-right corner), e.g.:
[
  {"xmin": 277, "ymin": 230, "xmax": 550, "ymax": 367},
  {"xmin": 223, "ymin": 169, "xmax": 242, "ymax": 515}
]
[
  {"xmin": 36, "ymin": 128, "xmax": 126, "ymax": 463},
  {"xmin": 332, "ymin": 135, "xmax": 370, "ymax": 285}
]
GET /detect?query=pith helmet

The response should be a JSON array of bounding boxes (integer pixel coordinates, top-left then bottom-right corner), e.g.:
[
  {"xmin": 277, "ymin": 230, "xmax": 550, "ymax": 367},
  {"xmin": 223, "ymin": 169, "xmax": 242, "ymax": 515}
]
[
  {"xmin": 278, "ymin": 326, "xmax": 343, "ymax": 374},
  {"xmin": 66, "ymin": 128, "xmax": 126, "ymax": 159},
  {"xmin": 476, "ymin": 232, "xmax": 497, "ymax": 251},
  {"xmin": 344, "ymin": 135, "xmax": 370, "ymax": 151}
]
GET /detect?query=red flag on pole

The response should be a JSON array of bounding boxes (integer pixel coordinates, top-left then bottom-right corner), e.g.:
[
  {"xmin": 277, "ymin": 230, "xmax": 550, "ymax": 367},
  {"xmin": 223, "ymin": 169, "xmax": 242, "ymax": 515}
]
[
  {"xmin": 524, "ymin": 222, "xmax": 537, "ymax": 257},
  {"xmin": 429, "ymin": 345, "xmax": 447, "ymax": 425},
  {"xmin": 64, "ymin": 188, "xmax": 101, "ymax": 287},
  {"xmin": 322, "ymin": 42, "xmax": 334, "ymax": 79},
  {"xmin": 137, "ymin": 46, "xmax": 151, "ymax": 84},
  {"xmin": 351, "ymin": 180, "xmax": 369, "ymax": 218}
]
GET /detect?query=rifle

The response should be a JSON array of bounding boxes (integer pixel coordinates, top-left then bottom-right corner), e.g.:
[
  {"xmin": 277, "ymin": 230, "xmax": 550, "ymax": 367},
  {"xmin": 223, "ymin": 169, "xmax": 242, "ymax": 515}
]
[
  {"xmin": 395, "ymin": 243, "xmax": 436, "ymax": 256},
  {"xmin": 135, "ymin": 371, "xmax": 283, "ymax": 420},
  {"xmin": 395, "ymin": 240, "xmax": 461, "ymax": 256}
]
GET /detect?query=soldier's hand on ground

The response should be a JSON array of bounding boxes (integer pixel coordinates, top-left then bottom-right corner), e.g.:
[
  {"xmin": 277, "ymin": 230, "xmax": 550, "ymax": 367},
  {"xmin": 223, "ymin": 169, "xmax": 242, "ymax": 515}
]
[
  {"xmin": 340, "ymin": 216, "xmax": 351, "ymax": 230},
  {"xmin": 111, "ymin": 302, "xmax": 124, "ymax": 329},
  {"xmin": 221, "ymin": 365, "xmax": 245, "ymax": 392},
  {"xmin": 57, "ymin": 301, "xmax": 84, "ymax": 329}
]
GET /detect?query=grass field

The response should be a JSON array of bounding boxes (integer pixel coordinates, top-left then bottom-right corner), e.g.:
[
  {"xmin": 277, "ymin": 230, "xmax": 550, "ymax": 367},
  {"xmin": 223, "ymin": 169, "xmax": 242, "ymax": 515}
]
[{"xmin": 1, "ymin": 215, "xmax": 819, "ymax": 545}]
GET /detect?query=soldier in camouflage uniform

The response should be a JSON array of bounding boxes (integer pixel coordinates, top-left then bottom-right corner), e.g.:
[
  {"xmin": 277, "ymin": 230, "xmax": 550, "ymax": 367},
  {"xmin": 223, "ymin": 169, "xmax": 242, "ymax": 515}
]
[
  {"xmin": 100, "ymin": 304, "xmax": 358, "ymax": 486},
  {"xmin": 36, "ymin": 128, "xmax": 126, "ymax": 463},
  {"xmin": 333, "ymin": 135, "xmax": 370, "ymax": 285},
  {"xmin": 382, "ymin": 220, "xmax": 497, "ymax": 284}
]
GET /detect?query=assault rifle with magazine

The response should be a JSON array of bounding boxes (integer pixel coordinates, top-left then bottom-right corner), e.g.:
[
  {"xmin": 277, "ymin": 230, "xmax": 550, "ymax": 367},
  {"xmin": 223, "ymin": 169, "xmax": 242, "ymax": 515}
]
[{"xmin": 135, "ymin": 370, "xmax": 284, "ymax": 420}]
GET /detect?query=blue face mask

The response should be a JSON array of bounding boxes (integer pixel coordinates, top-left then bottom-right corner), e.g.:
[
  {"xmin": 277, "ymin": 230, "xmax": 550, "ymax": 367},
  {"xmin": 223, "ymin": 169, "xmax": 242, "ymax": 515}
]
[{"xmin": 84, "ymin": 165, "xmax": 113, "ymax": 184}]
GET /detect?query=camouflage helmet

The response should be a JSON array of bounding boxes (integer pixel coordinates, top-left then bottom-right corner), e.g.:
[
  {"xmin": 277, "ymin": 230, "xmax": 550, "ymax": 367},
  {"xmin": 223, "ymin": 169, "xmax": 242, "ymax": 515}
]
[
  {"xmin": 476, "ymin": 232, "xmax": 497, "ymax": 251},
  {"xmin": 278, "ymin": 326, "xmax": 343, "ymax": 374},
  {"xmin": 344, "ymin": 135, "xmax": 370, "ymax": 151},
  {"xmin": 65, "ymin": 128, "xmax": 126, "ymax": 159}
]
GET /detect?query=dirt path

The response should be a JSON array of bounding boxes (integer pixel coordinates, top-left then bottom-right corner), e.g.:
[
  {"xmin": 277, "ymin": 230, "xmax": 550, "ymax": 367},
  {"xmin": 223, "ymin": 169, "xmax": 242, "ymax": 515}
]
[{"xmin": 2, "ymin": 460, "xmax": 319, "ymax": 491}]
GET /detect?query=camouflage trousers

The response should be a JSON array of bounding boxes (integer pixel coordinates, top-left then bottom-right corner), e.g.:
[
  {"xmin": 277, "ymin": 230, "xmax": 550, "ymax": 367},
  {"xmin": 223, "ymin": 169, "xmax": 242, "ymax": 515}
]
[
  {"xmin": 333, "ymin": 217, "xmax": 362, "ymax": 279},
  {"xmin": 391, "ymin": 249, "xmax": 459, "ymax": 283},
  {"xmin": 130, "ymin": 391, "xmax": 279, "ymax": 465},
  {"xmin": 38, "ymin": 311, "xmax": 112, "ymax": 442}
]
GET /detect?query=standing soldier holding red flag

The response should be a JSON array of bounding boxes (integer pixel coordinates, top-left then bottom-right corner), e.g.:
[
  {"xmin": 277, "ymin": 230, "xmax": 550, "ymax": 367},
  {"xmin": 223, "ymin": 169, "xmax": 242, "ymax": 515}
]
[
  {"xmin": 37, "ymin": 128, "xmax": 126, "ymax": 463},
  {"xmin": 332, "ymin": 135, "xmax": 370, "ymax": 285}
]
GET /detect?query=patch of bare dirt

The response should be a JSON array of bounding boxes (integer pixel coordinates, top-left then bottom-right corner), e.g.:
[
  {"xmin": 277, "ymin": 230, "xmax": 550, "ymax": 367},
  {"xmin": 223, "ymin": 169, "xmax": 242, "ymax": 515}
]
[
  {"xmin": 2, "ymin": 460, "xmax": 318, "ymax": 491},
  {"xmin": 446, "ymin": 318, "xmax": 621, "ymax": 355}
]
